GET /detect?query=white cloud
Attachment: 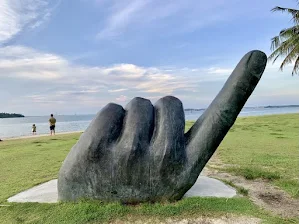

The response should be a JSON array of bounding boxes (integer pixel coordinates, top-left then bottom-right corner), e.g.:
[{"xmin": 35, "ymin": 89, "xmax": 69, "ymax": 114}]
[
  {"xmin": 102, "ymin": 64, "xmax": 145, "ymax": 78},
  {"xmin": 0, "ymin": 46, "xmax": 67, "ymax": 79},
  {"xmin": 4, "ymin": 45, "xmax": 294, "ymax": 91},
  {"xmin": 97, "ymin": 0, "xmax": 150, "ymax": 39},
  {"xmin": 0, "ymin": 46, "xmax": 199, "ymax": 101},
  {"xmin": 0, "ymin": 45, "xmax": 238, "ymax": 112},
  {"xmin": 109, "ymin": 89, "xmax": 128, "ymax": 93},
  {"xmin": 0, "ymin": 1, "xmax": 19, "ymax": 43},
  {"xmin": 116, "ymin": 95, "xmax": 128, "ymax": 102},
  {"xmin": 1, "ymin": 45, "xmax": 298, "ymax": 115},
  {"xmin": 207, "ymin": 67, "xmax": 233, "ymax": 74},
  {"xmin": 95, "ymin": 0, "xmax": 244, "ymax": 39},
  {"xmin": 0, "ymin": 0, "xmax": 60, "ymax": 44}
]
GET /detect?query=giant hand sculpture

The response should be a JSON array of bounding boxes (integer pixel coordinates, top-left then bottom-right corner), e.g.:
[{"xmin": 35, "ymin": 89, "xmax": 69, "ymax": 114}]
[{"xmin": 58, "ymin": 50, "xmax": 267, "ymax": 203}]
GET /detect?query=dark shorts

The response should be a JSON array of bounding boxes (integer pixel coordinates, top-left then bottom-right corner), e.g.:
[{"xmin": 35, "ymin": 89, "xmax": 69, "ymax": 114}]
[{"xmin": 50, "ymin": 125, "xmax": 55, "ymax": 130}]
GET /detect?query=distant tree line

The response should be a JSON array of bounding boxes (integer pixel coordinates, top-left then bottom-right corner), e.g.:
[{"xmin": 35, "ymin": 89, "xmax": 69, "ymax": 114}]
[{"xmin": 0, "ymin": 113, "xmax": 25, "ymax": 118}]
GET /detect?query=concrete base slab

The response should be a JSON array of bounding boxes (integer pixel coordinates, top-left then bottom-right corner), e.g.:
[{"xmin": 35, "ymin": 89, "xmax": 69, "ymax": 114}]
[
  {"xmin": 184, "ymin": 176, "xmax": 236, "ymax": 198},
  {"xmin": 7, "ymin": 176, "xmax": 236, "ymax": 203},
  {"xmin": 7, "ymin": 180, "xmax": 58, "ymax": 203}
]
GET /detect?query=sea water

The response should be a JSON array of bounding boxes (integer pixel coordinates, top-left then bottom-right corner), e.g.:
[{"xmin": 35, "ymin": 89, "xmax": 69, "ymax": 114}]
[{"xmin": 1, "ymin": 107, "xmax": 298, "ymax": 139}]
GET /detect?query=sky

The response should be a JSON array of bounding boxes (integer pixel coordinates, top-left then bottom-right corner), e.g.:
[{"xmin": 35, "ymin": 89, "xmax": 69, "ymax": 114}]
[{"xmin": 0, "ymin": 0, "xmax": 298, "ymax": 116}]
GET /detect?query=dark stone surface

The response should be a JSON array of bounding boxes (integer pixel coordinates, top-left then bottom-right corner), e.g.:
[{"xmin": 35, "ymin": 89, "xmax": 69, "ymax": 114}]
[{"xmin": 58, "ymin": 50, "xmax": 267, "ymax": 203}]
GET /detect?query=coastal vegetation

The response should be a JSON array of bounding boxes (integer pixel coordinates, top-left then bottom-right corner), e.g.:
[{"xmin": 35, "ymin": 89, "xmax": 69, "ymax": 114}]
[
  {"xmin": 0, "ymin": 113, "xmax": 24, "ymax": 118},
  {"xmin": 0, "ymin": 114, "xmax": 298, "ymax": 223},
  {"xmin": 269, "ymin": 1, "xmax": 299, "ymax": 75}
]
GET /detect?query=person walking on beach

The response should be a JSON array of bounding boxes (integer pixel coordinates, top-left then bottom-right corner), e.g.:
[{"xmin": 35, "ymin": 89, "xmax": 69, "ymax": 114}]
[
  {"xmin": 49, "ymin": 114, "xmax": 56, "ymax": 136},
  {"xmin": 32, "ymin": 124, "xmax": 37, "ymax": 135}
]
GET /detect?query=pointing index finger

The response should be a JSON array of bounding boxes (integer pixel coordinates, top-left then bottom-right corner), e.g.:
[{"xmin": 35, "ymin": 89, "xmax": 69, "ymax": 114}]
[{"xmin": 185, "ymin": 50, "xmax": 267, "ymax": 174}]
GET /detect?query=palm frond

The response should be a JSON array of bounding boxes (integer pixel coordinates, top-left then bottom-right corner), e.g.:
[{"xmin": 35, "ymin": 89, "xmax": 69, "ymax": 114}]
[
  {"xmin": 279, "ymin": 45, "xmax": 299, "ymax": 71},
  {"xmin": 269, "ymin": 3, "xmax": 299, "ymax": 75},
  {"xmin": 272, "ymin": 6, "xmax": 299, "ymax": 14},
  {"xmin": 292, "ymin": 56, "xmax": 299, "ymax": 75},
  {"xmin": 279, "ymin": 25, "xmax": 299, "ymax": 36},
  {"xmin": 270, "ymin": 35, "xmax": 281, "ymax": 51},
  {"xmin": 270, "ymin": 25, "xmax": 299, "ymax": 51},
  {"xmin": 269, "ymin": 33, "xmax": 299, "ymax": 61},
  {"xmin": 268, "ymin": 33, "xmax": 299, "ymax": 73},
  {"xmin": 272, "ymin": 6, "xmax": 299, "ymax": 24}
]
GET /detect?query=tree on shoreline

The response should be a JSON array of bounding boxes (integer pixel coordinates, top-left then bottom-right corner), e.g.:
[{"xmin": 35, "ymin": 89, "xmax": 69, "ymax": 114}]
[
  {"xmin": 269, "ymin": 1, "xmax": 299, "ymax": 75},
  {"xmin": 0, "ymin": 113, "xmax": 25, "ymax": 118}
]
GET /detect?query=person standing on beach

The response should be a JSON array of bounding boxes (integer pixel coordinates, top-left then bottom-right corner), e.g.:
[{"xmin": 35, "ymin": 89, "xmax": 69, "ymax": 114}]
[
  {"xmin": 32, "ymin": 124, "xmax": 37, "ymax": 135},
  {"xmin": 49, "ymin": 114, "xmax": 57, "ymax": 136}
]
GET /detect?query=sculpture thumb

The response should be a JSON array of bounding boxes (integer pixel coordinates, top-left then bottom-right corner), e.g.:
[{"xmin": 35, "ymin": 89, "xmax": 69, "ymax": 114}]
[{"xmin": 184, "ymin": 50, "xmax": 267, "ymax": 178}]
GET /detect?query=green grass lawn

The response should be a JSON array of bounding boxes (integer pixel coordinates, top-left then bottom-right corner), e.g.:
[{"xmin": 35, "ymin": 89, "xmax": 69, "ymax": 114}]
[
  {"xmin": 187, "ymin": 113, "xmax": 299, "ymax": 198},
  {"xmin": 218, "ymin": 114, "xmax": 299, "ymax": 198},
  {"xmin": 0, "ymin": 114, "xmax": 298, "ymax": 223}
]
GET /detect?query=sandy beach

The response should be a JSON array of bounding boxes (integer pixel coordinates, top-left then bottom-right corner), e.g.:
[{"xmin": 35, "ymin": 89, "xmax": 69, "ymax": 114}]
[{"xmin": 1, "ymin": 131, "xmax": 83, "ymax": 141}]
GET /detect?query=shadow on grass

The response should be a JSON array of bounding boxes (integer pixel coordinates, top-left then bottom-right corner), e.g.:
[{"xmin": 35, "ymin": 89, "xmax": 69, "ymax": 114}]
[
  {"xmin": 270, "ymin": 133, "xmax": 283, "ymax": 136},
  {"xmin": 32, "ymin": 141, "xmax": 49, "ymax": 146}
]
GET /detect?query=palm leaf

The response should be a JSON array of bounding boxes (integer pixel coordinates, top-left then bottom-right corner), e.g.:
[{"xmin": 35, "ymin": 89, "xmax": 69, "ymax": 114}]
[
  {"xmin": 270, "ymin": 25, "xmax": 299, "ymax": 50},
  {"xmin": 269, "ymin": 34, "xmax": 299, "ymax": 61},
  {"xmin": 270, "ymin": 35, "xmax": 281, "ymax": 51},
  {"xmin": 268, "ymin": 32, "xmax": 299, "ymax": 74},
  {"xmin": 279, "ymin": 44, "xmax": 299, "ymax": 71},
  {"xmin": 279, "ymin": 26, "xmax": 299, "ymax": 36},
  {"xmin": 292, "ymin": 56, "xmax": 299, "ymax": 75},
  {"xmin": 269, "ymin": 3, "xmax": 299, "ymax": 75},
  {"xmin": 272, "ymin": 6, "xmax": 299, "ymax": 24}
]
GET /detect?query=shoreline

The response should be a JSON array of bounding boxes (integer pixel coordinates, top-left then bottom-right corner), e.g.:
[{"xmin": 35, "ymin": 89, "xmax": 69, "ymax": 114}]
[
  {"xmin": 2, "ymin": 131, "xmax": 83, "ymax": 141},
  {"xmin": 1, "ymin": 113, "xmax": 298, "ymax": 141}
]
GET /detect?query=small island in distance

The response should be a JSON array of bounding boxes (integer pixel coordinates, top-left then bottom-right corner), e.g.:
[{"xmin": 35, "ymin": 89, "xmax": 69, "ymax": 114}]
[{"xmin": 0, "ymin": 113, "xmax": 25, "ymax": 118}]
